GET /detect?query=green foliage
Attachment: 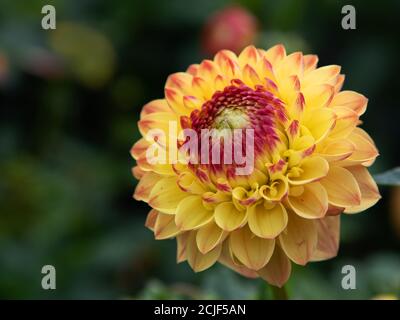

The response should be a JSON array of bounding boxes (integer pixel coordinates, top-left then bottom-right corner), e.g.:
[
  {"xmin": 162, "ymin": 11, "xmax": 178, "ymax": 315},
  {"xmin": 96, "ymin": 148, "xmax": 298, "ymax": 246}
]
[{"xmin": 374, "ymin": 168, "xmax": 400, "ymax": 186}]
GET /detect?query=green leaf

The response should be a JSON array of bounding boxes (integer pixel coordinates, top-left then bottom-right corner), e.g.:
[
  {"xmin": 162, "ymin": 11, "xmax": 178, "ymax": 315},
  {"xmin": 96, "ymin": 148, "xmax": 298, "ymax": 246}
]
[{"xmin": 374, "ymin": 167, "xmax": 400, "ymax": 186}]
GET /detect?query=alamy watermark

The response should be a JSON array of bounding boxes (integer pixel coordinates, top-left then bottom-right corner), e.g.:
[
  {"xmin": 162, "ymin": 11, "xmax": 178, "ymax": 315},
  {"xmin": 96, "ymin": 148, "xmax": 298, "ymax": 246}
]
[
  {"xmin": 41, "ymin": 265, "xmax": 56, "ymax": 290},
  {"xmin": 41, "ymin": 5, "xmax": 56, "ymax": 30}
]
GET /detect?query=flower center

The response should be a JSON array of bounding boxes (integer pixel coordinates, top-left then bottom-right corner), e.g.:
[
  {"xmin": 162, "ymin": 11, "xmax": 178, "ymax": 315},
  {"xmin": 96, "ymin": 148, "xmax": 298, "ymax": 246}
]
[
  {"xmin": 212, "ymin": 108, "xmax": 249, "ymax": 130},
  {"xmin": 180, "ymin": 80, "xmax": 287, "ymax": 176}
]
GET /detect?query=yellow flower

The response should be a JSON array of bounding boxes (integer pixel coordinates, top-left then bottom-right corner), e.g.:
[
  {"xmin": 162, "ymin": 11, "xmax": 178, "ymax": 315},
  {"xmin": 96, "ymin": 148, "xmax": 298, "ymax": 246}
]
[{"xmin": 131, "ymin": 45, "xmax": 380, "ymax": 287}]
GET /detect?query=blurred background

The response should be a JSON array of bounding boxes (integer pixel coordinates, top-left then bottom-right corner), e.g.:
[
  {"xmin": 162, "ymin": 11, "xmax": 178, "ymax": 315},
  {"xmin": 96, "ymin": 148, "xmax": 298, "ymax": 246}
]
[{"xmin": 0, "ymin": 0, "xmax": 399, "ymax": 299}]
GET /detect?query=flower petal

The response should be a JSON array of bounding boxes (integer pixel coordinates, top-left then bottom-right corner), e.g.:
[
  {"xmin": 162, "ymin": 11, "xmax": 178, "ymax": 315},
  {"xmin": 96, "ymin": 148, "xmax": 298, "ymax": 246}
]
[
  {"xmin": 145, "ymin": 209, "xmax": 158, "ymax": 231},
  {"xmin": 175, "ymin": 195, "xmax": 214, "ymax": 230},
  {"xmin": 344, "ymin": 166, "xmax": 381, "ymax": 213},
  {"xmin": 154, "ymin": 212, "xmax": 181, "ymax": 239},
  {"xmin": 311, "ymin": 215, "xmax": 340, "ymax": 261},
  {"xmin": 263, "ymin": 44, "xmax": 286, "ymax": 67},
  {"xmin": 302, "ymin": 84, "xmax": 334, "ymax": 109},
  {"xmin": 196, "ymin": 221, "xmax": 226, "ymax": 254},
  {"xmin": 288, "ymin": 156, "xmax": 329, "ymax": 185},
  {"xmin": 177, "ymin": 171, "xmax": 206, "ymax": 195},
  {"xmin": 187, "ymin": 232, "xmax": 222, "ymax": 272},
  {"xmin": 130, "ymin": 138, "xmax": 150, "ymax": 160},
  {"xmin": 320, "ymin": 166, "xmax": 362, "ymax": 207},
  {"xmin": 329, "ymin": 107, "xmax": 359, "ymax": 139},
  {"xmin": 259, "ymin": 178, "xmax": 288, "ymax": 202},
  {"xmin": 247, "ymin": 202, "xmax": 288, "ymax": 239},
  {"xmin": 134, "ymin": 171, "xmax": 161, "ymax": 202},
  {"xmin": 303, "ymin": 108, "xmax": 336, "ymax": 143},
  {"xmin": 279, "ymin": 211, "xmax": 318, "ymax": 265},
  {"xmin": 176, "ymin": 232, "xmax": 189, "ymax": 263},
  {"xmin": 230, "ymin": 225, "xmax": 275, "ymax": 270},
  {"xmin": 302, "ymin": 65, "xmax": 341, "ymax": 88},
  {"xmin": 149, "ymin": 176, "xmax": 188, "ymax": 214},
  {"xmin": 214, "ymin": 202, "xmax": 247, "ymax": 232},
  {"xmin": 288, "ymin": 182, "xmax": 328, "ymax": 219},
  {"xmin": 318, "ymin": 138, "xmax": 355, "ymax": 162},
  {"xmin": 257, "ymin": 245, "xmax": 292, "ymax": 287},
  {"xmin": 238, "ymin": 45, "xmax": 260, "ymax": 69},
  {"xmin": 140, "ymin": 99, "xmax": 171, "ymax": 117},
  {"xmin": 138, "ymin": 111, "xmax": 179, "ymax": 138},
  {"xmin": 338, "ymin": 131, "xmax": 379, "ymax": 166},
  {"xmin": 303, "ymin": 54, "xmax": 318, "ymax": 73},
  {"xmin": 276, "ymin": 52, "xmax": 304, "ymax": 81},
  {"xmin": 330, "ymin": 90, "xmax": 368, "ymax": 116},
  {"xmin": 165, "ymin": 72, "xmax": 193, "ymax": 95},
  {"xmin": 218, "ymin": 242, "xmax": 259, "ymax": 279}
]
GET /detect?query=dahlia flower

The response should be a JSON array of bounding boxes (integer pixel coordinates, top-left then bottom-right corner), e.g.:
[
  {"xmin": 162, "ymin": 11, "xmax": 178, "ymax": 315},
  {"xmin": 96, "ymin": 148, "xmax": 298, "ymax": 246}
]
[{"xmin": 131, "ymin": 45, "xmax": 380, "ymax": 287}]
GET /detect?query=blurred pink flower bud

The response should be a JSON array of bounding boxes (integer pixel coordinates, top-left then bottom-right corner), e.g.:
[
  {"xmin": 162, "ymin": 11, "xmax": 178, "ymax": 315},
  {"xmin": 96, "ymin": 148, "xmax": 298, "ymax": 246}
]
[
  {"xmin": 0, "ymin": 52, "xmax": 8, "ymax": 84},
  {"xmin": 201, "ymin": 6, "xmax": 258, "ymax": 56}
]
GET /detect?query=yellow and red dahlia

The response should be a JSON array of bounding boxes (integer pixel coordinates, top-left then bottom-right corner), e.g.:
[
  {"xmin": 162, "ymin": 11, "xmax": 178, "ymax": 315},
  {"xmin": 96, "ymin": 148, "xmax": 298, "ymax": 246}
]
[{"xmin": 131, "ymin": 45, "xmax": 380, "ymax": 287}]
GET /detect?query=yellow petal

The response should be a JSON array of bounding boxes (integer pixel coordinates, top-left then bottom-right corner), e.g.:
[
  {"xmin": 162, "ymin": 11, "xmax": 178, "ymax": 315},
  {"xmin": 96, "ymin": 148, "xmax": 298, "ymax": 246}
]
[
  {"xmin": 259, "ymin": 178, "xmax": 288, "ymax": 202},
  {"xmin": 165, "ymin": 72, "xmax": 193, "ymax": 95},
  {"xmin": 288, "ymin": 182, "xmax": 328, "ymax": 219},
  {"xmin": 145, "ymin": 209, "xmax": 158, "ymax": 231},
  {"xmin": 187, "ymin": 232, "xmax": 222, "ymax": 272},
  {"xmin": 238, "ymin": 45, "xmax": 260, "ymax": 69},
  {"xmin": 329, "ymin": 107, "xmax": 359, "ymax": 139},
  {"xmin": 257, "ymin": 246, "xmax": 291, "ymax": 287},
  {"xmin": 338, "ymin": 131, "xmax": 379, "ymax": 166},
  {"xmin": 330, "ymin": 90, "xmax": 368, "ymax": 116},
  {"xmin": 334, "ymin": 74, "xmax": 345, "ymax": 93},
  {"xmin": 218, "ymin": 242, "xmax": 259, "ymax": 279},
  {"xmin": 279, "ymin": 211, "xmax": 318, "ymax": 265},
  {"xmin": 318, "ymin": 138, "xmax": 355, "ymax": 162},
  {"xmin": 131, "ymin": 166, "xmax": 145, "ymax": 179},
  {"xmin": 148, "ymin": 176, "xmax": 188, "ymax": 214},
  {"xmin": 247, "ymin": 202, "xmax": 288, "ymax": 238},
  {"xmin": 302, "ymin": 65, "xmax": 341, "ymax": 88},
  {"xmin": 154, "ymin": 212, "xmax": 180, "ymax": 239},
  {"xmin": 177, "ymin": 171, "xmax": 206, "ymax": 195},
  {"xmin": 344, "ymin": 166, "xmax": 381, "ymax": 213},
  {"xmin": 320, "ymin": 166, "xmax": 361, "ymax": 207},
  {"xmin": 276, "ymin": 52, "xmax": 304, "ymax": 84},
  {"xmin": 302, "ymin": 84, "xmax": 334, "ymax": 109},
  {"xmin": 134, "ymin": 171, "xmax": 161, "ymax": 202},
  {"xmin": 214, "ymin": 202, "xmax": 247, "ymax": 232},
  {"xmin": 138, "ymin": 111, "xmax": 179, "ymax": 138},
  {"xmin": 263, "ymin": 44, "xmax": 286, "ymax": 67},
  {"xmin": 196, "ymin": 221, "xmax": 226, "ymax": 254},
  {"xmin": 191, "ymin": 76, "xmax": 213, "ymax": 100},
  {"xmin": 303, "ymin": 54, "xmax": 318, "ymax": 73},
  {"xmin": 303, "ymin": 108, "xmax": 336, "ymax": 143},
  {"xmin": 176, "ymin": 232, "xmax": 189, "ymax": 263},
  {"xmin": 136, "ymin": 152, "xmax": 176, "ymax": 176},
  {"xmin": 175, "ymin": 195, "xmax": 214, "ymax": 230},
  {"xmin": 196, "ymin": 59, "xmax": 220, "ymax": 82},
  {"xmin": 242, "ymin": 64, "xmax": 261, "ymax": 87},
  {"xmin": 186, "ymin": 64, "xmax": 199, "ymax": 76},
  {"xmin": 140, "ymin": 99, "xmax": 171, "ymax": 117},
  {"xmin": 229, "ymin": 225, "xmax": 275, "ymax": 270},
  {"xmin": 130, "ymin": 138, "xmax": 150, "ymax": 160},
  {"xmin": 214, "ymin": 50, "xmax": 241, "ymax": 78},
  {"xmin": 165, "ymin": 87, "xmax": 188, "ymax": 115},
  {"xmin": 353, "ymin": 127, "xmax": 375, "ymax": 145},
  {"xmin": 183, "ymin": 95, "xmax": 202, "ymax": 110},
  {"xmin": 311, "ymin": 215, "xmax": 340, "ymax": 261},
  {"xmin": 288, "ymin": 156, "xmax": 329, "ymax": 185}
]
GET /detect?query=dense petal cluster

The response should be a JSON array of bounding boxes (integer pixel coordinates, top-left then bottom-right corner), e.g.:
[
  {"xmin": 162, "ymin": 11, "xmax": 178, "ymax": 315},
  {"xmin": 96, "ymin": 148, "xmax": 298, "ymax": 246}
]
[{"xmin": 131, "ymin": 45, "xmax": 380, "ymax": 287}]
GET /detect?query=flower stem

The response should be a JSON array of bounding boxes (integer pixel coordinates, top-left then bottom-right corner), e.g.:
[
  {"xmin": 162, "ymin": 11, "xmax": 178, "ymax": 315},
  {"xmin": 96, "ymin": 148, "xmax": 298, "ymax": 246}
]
[{"xmin": 271, "ymin": 285, "xmax": 289, "ymax": 300}]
